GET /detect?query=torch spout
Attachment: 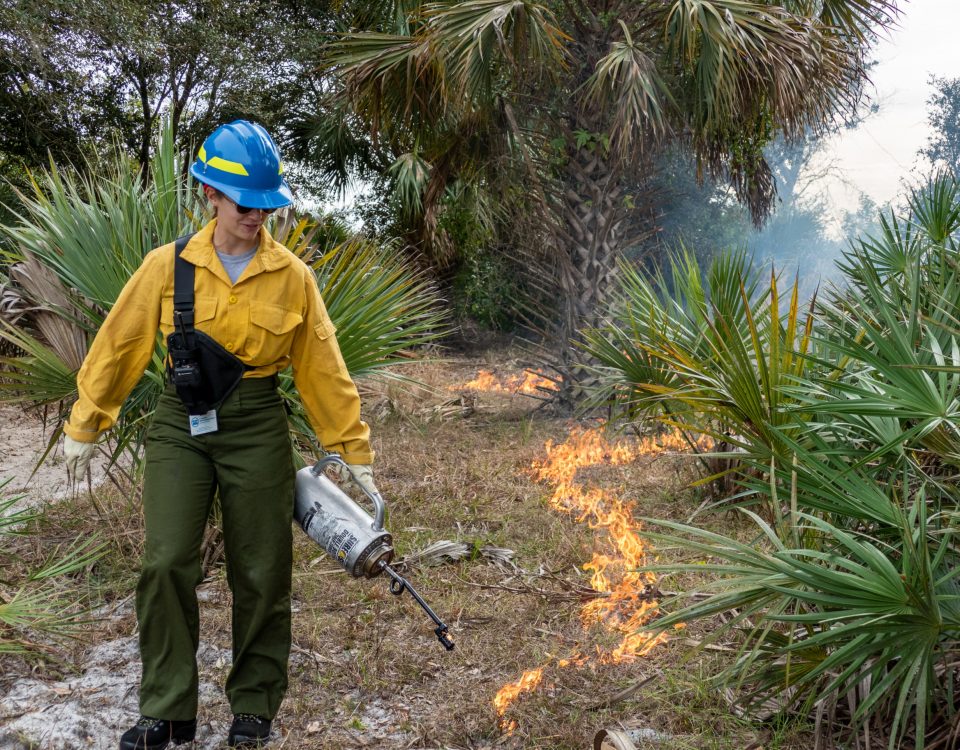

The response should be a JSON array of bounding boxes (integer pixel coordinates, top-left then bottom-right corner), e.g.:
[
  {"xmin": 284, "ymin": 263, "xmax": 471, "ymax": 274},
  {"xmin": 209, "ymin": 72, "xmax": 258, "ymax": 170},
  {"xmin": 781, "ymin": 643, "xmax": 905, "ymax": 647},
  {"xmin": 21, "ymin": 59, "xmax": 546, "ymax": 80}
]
[{"xmin": 379, "ymin": 561, "xmax": 455, "ymax": 651}]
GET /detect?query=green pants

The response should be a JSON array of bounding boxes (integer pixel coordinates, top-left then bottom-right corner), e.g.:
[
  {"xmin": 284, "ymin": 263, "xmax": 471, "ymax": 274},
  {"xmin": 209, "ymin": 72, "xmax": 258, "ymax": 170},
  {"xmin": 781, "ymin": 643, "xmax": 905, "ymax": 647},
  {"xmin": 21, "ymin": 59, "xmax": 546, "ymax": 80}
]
[{"xmin": 137, "ymin": 377, "xmax": 295, "ymax": 720}]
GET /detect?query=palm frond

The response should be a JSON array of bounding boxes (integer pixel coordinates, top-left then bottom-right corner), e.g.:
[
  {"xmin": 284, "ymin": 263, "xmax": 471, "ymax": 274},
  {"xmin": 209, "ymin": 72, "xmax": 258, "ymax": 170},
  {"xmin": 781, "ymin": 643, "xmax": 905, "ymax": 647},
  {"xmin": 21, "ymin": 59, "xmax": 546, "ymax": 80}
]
[
  {"xmin": 0, "ymin": 320, "xmax": 79, "ymax": 405},
  {"xmin": 312, "ymin": 236, "xmax": 449, "ymax": 377},
  {"xmin": 584, "ymin": 248, "xmax": 816, "ymax": 467},
  {"xmin": 425, "ymin": 0, "xmax": 568, "ymax": 100},
  {"xmin": 387, "ymin": 151, "xmax": 433, "ymax": 219},
  {"xmin": 327, "ymin": 31, "xmax": 448, "ymax": 140},
  {"xmin": 584, "ymin": 20, "xmax": 673, "ymax": 157}
]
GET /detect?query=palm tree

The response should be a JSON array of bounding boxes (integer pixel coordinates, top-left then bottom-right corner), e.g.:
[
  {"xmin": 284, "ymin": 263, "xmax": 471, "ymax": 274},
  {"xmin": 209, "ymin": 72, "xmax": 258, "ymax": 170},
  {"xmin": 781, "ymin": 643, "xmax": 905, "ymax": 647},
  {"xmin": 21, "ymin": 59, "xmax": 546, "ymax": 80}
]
[{"xmin": 314, "ymin": 0, "xmax": 897, "ymax": 401}]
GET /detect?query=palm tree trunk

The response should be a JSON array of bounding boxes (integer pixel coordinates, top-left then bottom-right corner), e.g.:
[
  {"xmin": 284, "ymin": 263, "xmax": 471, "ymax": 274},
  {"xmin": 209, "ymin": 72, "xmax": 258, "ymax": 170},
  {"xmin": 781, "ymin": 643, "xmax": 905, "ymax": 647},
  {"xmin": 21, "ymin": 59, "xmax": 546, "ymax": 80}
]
[{"xmin": 554, "ymin": 143, "xmax": 628, "ymax": 404}]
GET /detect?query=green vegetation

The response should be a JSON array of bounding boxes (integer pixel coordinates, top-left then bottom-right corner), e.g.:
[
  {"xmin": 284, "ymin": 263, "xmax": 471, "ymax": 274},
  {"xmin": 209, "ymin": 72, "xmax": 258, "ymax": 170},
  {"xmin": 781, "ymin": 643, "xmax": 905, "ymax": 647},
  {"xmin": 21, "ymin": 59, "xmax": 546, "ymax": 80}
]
[
  {"xmin": 0, "ymin": 480, "xmax": 104, "ymax": 661},
  {"xmin": 0, "ymin": 0, "xmax": 902, "ymax": 376},
  {"xmin": 0, "ymin": 0, "xmax": 330, "ymax": 180},
  {"xmin": 5, "ymin": 3, "xmax": 954, "ymax": 748},
  {"xmin": 586, "ymin": 174, "xmax": 960, "ymax": 748},
  {"xmin": 921, "ymin": 75, "xmax": 960, "ymax": 178},
  {"xmin": 316, "ymin": 0, "xmax": 896, "ymax": 393},
  {"xmin": 0, "ymin": 370, "xmax": 772, "ymax": 749}
]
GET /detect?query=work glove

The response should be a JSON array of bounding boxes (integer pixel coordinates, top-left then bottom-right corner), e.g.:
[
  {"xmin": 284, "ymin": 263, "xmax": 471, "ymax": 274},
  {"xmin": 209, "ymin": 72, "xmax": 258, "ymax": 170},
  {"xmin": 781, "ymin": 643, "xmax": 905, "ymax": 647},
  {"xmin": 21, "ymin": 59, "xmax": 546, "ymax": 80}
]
[
  {"xmin": 64, "ymin": 435, "xmax": 96, "ymax": 483},
  {"xmin": 336, "ymin": 463, "xmax": 380, "ymax": 498}
]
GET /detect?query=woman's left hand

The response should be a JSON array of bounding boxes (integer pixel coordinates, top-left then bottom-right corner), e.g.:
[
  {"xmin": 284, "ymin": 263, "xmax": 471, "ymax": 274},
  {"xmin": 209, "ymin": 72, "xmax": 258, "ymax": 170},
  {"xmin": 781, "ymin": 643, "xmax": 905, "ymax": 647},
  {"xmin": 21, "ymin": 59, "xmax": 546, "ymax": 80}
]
[{"xmin": 336, "ymin": 463, "xmax": 380, "ymax": 497}]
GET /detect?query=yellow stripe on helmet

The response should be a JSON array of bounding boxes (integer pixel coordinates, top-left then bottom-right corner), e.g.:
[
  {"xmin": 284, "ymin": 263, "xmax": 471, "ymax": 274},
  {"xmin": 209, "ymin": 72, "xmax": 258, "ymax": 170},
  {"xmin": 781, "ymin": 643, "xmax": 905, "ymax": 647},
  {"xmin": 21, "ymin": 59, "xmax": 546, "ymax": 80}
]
[
  {"xmin": 198, "ymin": 146, "xmax": 250, "ymax": 176},
  {"xmin": 206, "ymin": 156, "xmax": 250, "ymax": 176},
  {"xmin": 278, "ymin": 162, "xmax": 284, "ymax": 175}
]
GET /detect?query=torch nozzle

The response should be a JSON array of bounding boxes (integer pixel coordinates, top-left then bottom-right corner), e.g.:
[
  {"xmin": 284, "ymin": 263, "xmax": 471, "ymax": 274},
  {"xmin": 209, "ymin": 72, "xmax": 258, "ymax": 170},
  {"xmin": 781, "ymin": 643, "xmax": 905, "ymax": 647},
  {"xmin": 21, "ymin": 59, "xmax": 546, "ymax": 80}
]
[{"xmin": 379, "ymin": 562, "xmax": 455, "ymax": 652}]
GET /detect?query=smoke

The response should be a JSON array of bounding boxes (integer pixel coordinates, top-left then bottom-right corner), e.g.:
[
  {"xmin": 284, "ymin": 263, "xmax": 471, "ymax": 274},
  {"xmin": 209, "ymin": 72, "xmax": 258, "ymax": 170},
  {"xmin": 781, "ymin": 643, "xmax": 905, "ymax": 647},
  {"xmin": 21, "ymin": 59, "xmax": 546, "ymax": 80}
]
[{"xmin": 635, "ymin": 139, "xmax": 883, "ymax": 303}]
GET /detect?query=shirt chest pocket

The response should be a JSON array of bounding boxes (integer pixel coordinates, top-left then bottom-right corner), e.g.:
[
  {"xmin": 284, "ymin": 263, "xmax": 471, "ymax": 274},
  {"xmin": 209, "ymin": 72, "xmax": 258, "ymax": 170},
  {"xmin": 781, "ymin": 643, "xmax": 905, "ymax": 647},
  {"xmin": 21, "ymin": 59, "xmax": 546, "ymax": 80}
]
[
  {"xmin": 247, "ymin": 301, "xmax": 303, "ymax": 364},
  {"xmin": 160, "ymin": 294, "xmax": 219, "ymax": 331}
]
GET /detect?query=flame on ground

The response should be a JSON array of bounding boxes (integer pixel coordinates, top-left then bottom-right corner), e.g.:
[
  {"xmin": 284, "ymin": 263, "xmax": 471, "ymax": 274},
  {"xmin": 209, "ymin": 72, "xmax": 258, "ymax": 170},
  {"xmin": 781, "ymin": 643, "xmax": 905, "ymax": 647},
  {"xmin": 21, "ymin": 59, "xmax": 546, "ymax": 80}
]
[
  {"xmin": 494, "ymin": 425, "xmax": 701, "ymax": 725},
  {"xmin": 531, "ymin": 426, "xmax": 674, "ymax": 662},
  {"xmin": 493, "ymin": 667, "xmax": 545, "ymax": 717},
  {"xmin": 456, "ymin": 368, "xmax": 560, "ymax": 395}
]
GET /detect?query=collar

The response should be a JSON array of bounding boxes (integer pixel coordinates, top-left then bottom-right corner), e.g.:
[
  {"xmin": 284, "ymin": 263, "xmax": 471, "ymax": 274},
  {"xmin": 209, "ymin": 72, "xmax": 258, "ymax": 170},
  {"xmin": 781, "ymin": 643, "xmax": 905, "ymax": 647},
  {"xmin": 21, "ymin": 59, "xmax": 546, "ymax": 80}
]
[{"xmin": 181, "ymin": 220, "xmax": 293, "ymax": 279}]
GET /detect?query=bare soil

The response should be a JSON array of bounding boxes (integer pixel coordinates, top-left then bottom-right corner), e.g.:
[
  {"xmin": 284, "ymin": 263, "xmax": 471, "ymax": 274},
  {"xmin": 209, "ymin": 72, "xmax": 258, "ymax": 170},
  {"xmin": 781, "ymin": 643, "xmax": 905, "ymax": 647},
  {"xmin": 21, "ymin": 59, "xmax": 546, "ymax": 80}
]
[
  {"xmin": 0, "ymin": 403, "xmax": 114, "ymax": 513},
  {"xmin": 0, "ymin": 402, "xmax": 70, "ymax": 507}
]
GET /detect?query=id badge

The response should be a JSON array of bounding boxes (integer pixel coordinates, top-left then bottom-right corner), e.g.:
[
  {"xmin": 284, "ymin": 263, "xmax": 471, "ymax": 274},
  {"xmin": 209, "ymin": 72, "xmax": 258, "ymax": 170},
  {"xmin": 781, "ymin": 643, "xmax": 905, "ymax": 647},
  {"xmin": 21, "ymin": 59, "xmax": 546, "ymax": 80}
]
[{"xmin": 189, "ymin": 410, "xmax": 219, "ymax": 436}]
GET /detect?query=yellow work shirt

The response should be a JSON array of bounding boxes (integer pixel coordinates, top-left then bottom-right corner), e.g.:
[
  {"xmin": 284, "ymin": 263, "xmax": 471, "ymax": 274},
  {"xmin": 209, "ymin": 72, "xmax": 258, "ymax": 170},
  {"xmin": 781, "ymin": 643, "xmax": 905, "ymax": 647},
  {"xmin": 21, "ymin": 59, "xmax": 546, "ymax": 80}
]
[{"xmin": 64, "ymin": 219, "xmax": 373, "ymax": 464}]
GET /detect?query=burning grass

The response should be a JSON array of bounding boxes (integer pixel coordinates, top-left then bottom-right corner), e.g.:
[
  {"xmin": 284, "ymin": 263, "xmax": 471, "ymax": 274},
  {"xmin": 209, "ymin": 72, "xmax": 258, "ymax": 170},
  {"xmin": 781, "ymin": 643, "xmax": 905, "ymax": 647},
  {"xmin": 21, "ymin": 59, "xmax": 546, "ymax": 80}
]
[
  {"xmin": 0, "ymin": 355, "xmax": 813, "ymax": 749},
  {"xmin": 454, "ymin": 368, "xmax": 561, "ymax": 397}
]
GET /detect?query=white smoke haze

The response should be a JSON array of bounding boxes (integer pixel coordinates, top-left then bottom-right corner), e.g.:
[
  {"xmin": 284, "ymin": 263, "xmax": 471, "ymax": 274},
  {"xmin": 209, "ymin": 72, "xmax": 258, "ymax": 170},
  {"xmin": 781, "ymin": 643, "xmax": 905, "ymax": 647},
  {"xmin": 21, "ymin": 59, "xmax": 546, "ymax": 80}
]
[{"xmin": 812, "ymin": 0, "xmax": 960, "ymax": 223}]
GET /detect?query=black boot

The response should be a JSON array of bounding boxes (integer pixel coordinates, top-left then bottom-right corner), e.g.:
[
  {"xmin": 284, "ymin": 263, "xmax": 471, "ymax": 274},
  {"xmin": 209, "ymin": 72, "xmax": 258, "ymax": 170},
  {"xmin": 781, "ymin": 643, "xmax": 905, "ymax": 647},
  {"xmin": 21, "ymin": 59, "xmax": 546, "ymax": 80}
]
[
  {"xmin": 227, "ymin": 714, "xmax": 272, "ymax": 747},
  {"xmin": 119, "ymin": 716, "xmax": 197, "ymax": 750}
]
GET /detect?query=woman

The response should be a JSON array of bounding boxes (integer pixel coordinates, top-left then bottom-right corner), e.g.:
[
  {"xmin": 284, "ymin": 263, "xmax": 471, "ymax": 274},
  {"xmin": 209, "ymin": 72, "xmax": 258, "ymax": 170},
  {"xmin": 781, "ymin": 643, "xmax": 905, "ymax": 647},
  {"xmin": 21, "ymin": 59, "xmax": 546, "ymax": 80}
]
[{"xmin": 62, "ymin": 120, "xmax": 377, "ymax": 749}]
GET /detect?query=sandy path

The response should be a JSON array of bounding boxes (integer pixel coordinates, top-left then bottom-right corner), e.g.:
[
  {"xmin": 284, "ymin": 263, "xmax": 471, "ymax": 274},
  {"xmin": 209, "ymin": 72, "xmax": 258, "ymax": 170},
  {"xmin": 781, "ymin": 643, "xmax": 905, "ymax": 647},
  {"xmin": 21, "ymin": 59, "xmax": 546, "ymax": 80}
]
[
  {"xmin": 0, "ymin": 402, "xmax": 118, "ymax": 514},
  {"xmin": 0, "ymin": 402, "xmax": 72, "ymax": 509}
]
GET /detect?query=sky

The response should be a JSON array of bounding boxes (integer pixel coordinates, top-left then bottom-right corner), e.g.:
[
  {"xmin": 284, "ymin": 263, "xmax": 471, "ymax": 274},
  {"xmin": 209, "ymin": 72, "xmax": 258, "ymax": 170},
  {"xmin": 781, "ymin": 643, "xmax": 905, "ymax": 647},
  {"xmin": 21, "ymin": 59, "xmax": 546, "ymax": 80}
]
[{"xmin": 810, "ymin": 0, "xmax": 960, "ymax": 223}]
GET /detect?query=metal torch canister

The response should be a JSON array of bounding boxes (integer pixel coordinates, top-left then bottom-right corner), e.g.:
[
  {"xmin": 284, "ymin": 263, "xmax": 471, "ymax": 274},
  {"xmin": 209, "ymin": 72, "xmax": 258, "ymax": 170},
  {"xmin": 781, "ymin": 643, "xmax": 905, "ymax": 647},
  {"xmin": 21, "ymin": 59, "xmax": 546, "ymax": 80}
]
[{"xmin": 293, "ymin": 456, "xmax": 394, "ymax": 578}]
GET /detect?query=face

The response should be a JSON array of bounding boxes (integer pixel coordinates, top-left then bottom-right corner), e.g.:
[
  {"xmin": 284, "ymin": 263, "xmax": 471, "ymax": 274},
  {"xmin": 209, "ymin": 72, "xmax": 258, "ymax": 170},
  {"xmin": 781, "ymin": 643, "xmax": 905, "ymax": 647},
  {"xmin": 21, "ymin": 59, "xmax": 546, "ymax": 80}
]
[{"xmin": 203, "ymin": 185, "xmax": 273, "ymax": 247}]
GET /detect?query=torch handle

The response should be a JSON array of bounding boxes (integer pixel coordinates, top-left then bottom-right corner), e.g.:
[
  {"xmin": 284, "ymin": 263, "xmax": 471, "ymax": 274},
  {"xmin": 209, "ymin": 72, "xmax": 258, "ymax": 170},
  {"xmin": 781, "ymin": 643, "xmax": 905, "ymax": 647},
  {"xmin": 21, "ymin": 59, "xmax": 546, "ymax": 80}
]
[
  {"xmin": 311, "ymin": 454, "xmax": 386, "ymax": 531},
  {"xmin": 380, "ymin": 562, "xmax": 455, "ymax": 651}
]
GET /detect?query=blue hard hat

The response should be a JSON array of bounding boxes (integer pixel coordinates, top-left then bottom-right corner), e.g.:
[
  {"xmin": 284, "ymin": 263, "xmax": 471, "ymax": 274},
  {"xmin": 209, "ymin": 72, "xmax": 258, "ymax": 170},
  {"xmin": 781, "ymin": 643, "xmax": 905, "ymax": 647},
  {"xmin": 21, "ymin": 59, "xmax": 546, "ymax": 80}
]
[{"xmin": 190, "ymin": 120, "xmax": 293, "ymax": 210}]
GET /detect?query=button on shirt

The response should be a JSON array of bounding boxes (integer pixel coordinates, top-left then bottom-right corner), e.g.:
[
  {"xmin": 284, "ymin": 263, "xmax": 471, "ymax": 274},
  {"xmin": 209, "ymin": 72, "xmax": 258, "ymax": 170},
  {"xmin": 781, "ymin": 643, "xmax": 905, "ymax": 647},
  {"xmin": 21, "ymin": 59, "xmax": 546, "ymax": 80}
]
[{"xmin": 64, "ymin": 219, "xmax": 373, "ymax": 464}]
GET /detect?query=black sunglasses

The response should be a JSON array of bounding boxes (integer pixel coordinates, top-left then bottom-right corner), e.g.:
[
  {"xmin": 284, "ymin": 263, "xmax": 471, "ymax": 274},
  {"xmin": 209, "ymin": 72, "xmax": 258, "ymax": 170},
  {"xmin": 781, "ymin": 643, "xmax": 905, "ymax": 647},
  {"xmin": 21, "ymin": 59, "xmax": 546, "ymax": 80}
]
[{"xmin": 226, "ymin": 195, "xmax": 276, "ymax": 215}]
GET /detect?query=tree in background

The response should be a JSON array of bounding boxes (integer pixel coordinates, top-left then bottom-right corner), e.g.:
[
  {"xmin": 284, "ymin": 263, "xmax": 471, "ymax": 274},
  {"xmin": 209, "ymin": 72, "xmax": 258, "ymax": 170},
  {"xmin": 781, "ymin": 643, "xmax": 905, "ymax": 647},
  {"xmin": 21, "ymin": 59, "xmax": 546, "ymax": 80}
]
[
  {"xmin": 0, "ymin": 0, "xmax": 335, "ymax": 189},
  {"xmin": 319, "ymin": 0, "xmax": 899, "ymax": 401},
  {"xmin": 0, "ymin": 0, "xmax": 903, "ymax": 363},
  {"xmin": 921, "ymin": 74, "xmax": 960, "ymax": 178}
]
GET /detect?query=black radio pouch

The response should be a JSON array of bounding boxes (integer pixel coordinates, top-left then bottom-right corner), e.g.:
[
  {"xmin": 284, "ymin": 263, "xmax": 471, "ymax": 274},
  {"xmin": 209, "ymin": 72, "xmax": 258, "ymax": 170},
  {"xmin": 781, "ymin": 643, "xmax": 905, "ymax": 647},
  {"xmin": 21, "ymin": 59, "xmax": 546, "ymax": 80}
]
[{"xmin": 166, "ymin": 234, "xmax": 250, "ymax": 415}]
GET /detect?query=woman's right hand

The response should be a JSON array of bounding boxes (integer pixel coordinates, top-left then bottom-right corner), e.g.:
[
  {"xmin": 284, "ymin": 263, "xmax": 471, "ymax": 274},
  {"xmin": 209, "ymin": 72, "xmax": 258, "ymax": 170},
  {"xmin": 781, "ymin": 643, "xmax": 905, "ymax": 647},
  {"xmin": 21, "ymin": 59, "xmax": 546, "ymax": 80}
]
[{"xmin": 64, "ymin": 435, "xmax": 96, "ymax": 482}]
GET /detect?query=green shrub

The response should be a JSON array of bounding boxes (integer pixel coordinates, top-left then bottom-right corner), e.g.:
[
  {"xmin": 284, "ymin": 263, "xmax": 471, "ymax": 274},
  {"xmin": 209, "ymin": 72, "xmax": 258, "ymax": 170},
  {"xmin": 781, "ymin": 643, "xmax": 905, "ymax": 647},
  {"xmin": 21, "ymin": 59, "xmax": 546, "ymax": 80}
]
[
  {"xmin": 585, "ymin": 173, "xmax": 960, "ymax": 748},
  {"xmin": 0, "ymin": 479, "xmax": 104, "ymax": 661},
  {"xmin": 452, "ymin": 249, "xmax": 521, "ymax": 330}
]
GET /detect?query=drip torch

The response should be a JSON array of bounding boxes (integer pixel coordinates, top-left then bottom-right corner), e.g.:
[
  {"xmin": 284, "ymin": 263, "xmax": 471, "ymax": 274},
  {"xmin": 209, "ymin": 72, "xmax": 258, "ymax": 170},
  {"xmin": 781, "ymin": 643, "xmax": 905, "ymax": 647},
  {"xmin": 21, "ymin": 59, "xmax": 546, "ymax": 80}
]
[{"xmin": 293, "ymin": 454, "xmax": 455, "ymax": 651}]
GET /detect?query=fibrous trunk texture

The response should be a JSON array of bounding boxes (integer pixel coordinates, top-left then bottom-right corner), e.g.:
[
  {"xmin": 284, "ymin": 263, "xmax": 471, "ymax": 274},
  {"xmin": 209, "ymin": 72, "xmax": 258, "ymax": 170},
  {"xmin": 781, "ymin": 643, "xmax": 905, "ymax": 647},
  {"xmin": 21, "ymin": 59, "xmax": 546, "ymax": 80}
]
[{"xmin": 554, "ymin": 144, "xmax": 627, "ymax": 404}]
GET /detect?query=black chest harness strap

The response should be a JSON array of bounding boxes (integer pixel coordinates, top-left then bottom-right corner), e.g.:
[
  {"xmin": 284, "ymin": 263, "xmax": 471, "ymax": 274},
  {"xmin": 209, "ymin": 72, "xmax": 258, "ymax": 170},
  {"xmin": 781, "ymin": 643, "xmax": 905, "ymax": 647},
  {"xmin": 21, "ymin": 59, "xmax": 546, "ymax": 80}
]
[{"xmin": 166, "ymin": 233, "xmax": 251, "ymax": 415}]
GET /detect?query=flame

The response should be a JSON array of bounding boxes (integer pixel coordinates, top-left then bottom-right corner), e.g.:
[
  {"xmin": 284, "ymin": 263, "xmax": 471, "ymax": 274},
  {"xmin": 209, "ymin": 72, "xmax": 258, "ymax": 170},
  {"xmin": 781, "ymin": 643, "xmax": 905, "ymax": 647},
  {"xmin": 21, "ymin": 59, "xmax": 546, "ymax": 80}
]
[
  {"xmin": 494, "ymin": 425, "xmax": 704, "ymax": 725},
  {"xmin": 456, "ymin": 369, "xmax": 560, "ymax": 395},
  {"xmin": 460, "ymin": 370, "xmax": 501, "ymax": 392},
  {"xmin": 493, "ymin": 668, "xmax": 545, "ymax": 716},
  {"xmin": 532, "ymin": 427, "xmax": 665, "ymax": 661}
]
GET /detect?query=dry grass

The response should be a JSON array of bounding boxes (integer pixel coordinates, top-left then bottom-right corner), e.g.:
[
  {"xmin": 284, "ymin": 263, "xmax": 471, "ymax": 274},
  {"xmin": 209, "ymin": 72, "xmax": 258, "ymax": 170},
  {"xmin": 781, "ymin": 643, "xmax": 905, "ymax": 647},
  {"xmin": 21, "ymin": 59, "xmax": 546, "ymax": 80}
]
[{"xmin": 1, "ymin": 352, "xmax": 814, "ymax": 749}]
